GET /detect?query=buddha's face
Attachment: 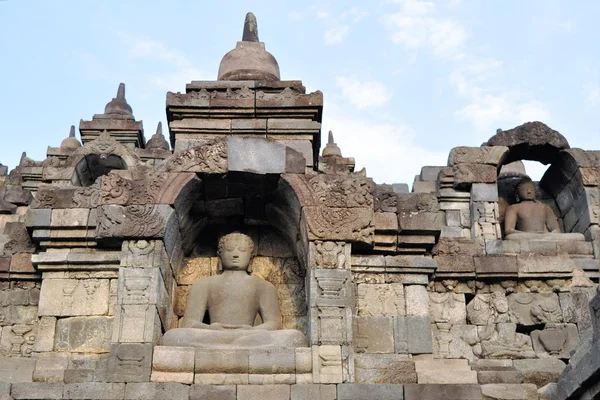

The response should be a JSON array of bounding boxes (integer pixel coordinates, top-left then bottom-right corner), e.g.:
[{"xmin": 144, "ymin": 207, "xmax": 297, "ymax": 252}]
[
  {"xmin": 218, "ymin": 235, "xmax": 253, "ymax": 271},
  {"xmin": 517, "ymin": 181, "xmax": 536, "ymax": 201}
]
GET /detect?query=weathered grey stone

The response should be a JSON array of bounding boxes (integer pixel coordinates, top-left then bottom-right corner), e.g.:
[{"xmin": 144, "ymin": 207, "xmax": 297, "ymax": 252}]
[
  {"xmin": 0, "ymin": 358, "xmax": 36, "ymax": 382},
  {"xmin": 55, "ymin": 316, "xmax": 112, "ymax": 353},
  {"xmin": 151, "ymin": 346, "xmax": 194, "ymax": 374},
  {"xmin": 470, "ymin": 359, "xmax": 515, "ymax": 371},
  {"xmin": 33, "ymin": 352, "xmax": 69, "ymax": 383},
  {"xmin": 39, "ymin": 278, "xmax": 110, "ymax": 316},
  {"xmin": 429, "ymin": 292, "xmax": 467, "ymax": 324},
  {"xmin": 537, "ymin": 383, "xmax": 558, "ymax": 400},
  {"xmin": 24, "ymin": 209, "xmax": 51, "ymax": 228},
  {"xmin": 195, "ymin": 348, "xmax": 249, "ymax": 374},
  {"xmin": 111, "ymin": 304, "xmax": 160, "ymax": 343},
  {"xmin": 531, "ymin": 323, "xmax": 579, "ymax": 359},
  {"xmin": 404, "ymin": 285, "xmax": 428, "ymax": 316},
  {"xmin": 354, "ymin": 317, "xmax": 394, "ymax": 353},
  {"xmin": 354, "ymin": 354, "xmax": 416, "ymax": 384},
  {"xmin": 312, "ymin": 345, "xmax": 342, "ymax": 384},
  {"xmin": 189, "ymin": 385, "xmax": 236, "ymax": 400},
  {"xmin": 248, "ymin": 348, "xmax": 295, "ymax": 374},
  {"xmin": 290, "ymin": 384, "xmax": 336, "ymax": 400},
  {"xmin": 356, "ymin": 283, "xmax": 404, "ymax": 317},
  {"xmin": 404, "ymin": 383, "xmax": 481, "ymax": 400},
  {"xmin": 507, "ymin": 293, "xmax": 562, "ymax": 326},
  {"xmin": 559, "ymin": 290, "xmax": 592, "ymax": 332},
  {"xmin": 107, "ymin": 343, "xmax": 152, "ymax": 382},
  {"xmin": 472, "ymin": 183, "xmax": 499, "ymax": 202},
  {"xmin": 124, "ymin": 382, "xmax": 189, "ymax": 400},
  {"xmin": 51, "ymin": 209, "xmax": 90, "ymax": 227},
  {"xmin": 513, "ymin": 358, "xmax": 566, "ymax": 387},
  {"xmin": 11, "ymin": 382, "xmax": 63, "ymax": 399},
  {"xmin": 63, "ymin": 382, "xmax": 125, "ymax": 399},
  {"xmin": 478, "ymin": 371, "xmax": 524, "ymax": 384},
  {"xmin": 338, "ymin": 384, "xmax": 404, "ymax": 400},
  {"xmin": 481, "ymin": 383, "xmax": 538, "ymax": 400},
  {"xmin": 33, "ymin": 316, "xmax": 56, "ymax": 352},
  {"xmin": 406, "ymin": 316, "xmax": 433, "ymax": 354},
  {"xmin": 237, "ymin": 385, "xmax": 290, "ymax": 400},
  {"xmin": 474, "ymin": 255, "xmax": 518, "ymax": 275},
  {"xmin": 310, "ymin": 269, "xmax": 353, "ymax": 307},
  {"xmin": 228, "ymin": 136, "xmax": 304, "ymax": 174}
]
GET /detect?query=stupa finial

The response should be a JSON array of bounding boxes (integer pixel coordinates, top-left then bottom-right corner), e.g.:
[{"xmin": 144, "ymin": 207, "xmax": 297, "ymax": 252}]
[
  {"xmin": 69, "ymin": 125, "xmax": 76, "ymax": 138},
  {"xmin": 242, "ymin": 12, "xmax": 259, "ymax": 42},
  {"xmin": 322, "ymin": 130, "xmax": 343, "ymax": 157},
  {"xmin": 117, "ymin": 83, "xmax": 125, "ymax": 100}
]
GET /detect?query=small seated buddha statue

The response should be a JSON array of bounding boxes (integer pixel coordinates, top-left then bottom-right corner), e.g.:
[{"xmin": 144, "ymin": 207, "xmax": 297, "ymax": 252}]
[
  {"xmin": 161, "ymin": 232, "xmax": 307, "ymax": 349},
  {"xmin": 504, "ymin": 178, "xmax": 584, "ymax": 241}
]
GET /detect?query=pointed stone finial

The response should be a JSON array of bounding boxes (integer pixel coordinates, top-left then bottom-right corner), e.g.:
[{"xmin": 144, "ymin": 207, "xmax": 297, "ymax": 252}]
[
  {"xmin": 322, "ymin": 130, "xmax": 342, "ymax": 157},
  {"xmin": 104, "ymin": 83, "xmax": 133, "ymax": 116},
  {"xmin": 61, "ymin": 125, "xmax": 82, "ymax": 150},
  {"xmin": 20, "ymin": 152, "xmax": 27, "ymax": 164},
  {"xmin": 146, "ymin": 121, "xmax": 170, "ymax": 150},
  {"xmin": 117, "ymin": 83, "xmax": 125, "ymax": 99},
  {"xmin": 242, "ymin": 12, "xmax": 259, "ymax": 42}
]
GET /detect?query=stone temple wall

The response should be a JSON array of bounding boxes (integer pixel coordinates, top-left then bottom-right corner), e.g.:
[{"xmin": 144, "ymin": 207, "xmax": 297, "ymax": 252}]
[{"xmin": 0, "ymin": 14, "xmax": 599, "ymax": 400}]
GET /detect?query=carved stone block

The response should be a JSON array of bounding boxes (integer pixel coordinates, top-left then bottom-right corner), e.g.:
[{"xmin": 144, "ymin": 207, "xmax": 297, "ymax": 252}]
[
  {"xmin": 0, "ymin": 324, "xmax": 37, "ymax": 357},
  {"xmin": 111, "ymin": 304, "xmax": 160, "ymax": 344},
  {"xmin": 429, "ymin": 292, "xmax": 467, "ymax": 325},
  {"xmin": 121, "ymin": 240, "xmax": 167, "ymax": 269},
  {"xmin": 405, "ymin": 285, "xmax": 429, "ymax": 316},
  {"xmin": 357, "ymin": 283, "xmax": 405, "ymax": 317},
  {"xmin": 312, "ymin": 345, "xmax": 342, "ymax": 384},
  {"xmin": 467, "ymin": 292, "xmax": 513, "ymax": 325},
  {"xmin": 295, "ymin": 347, "xmax": 312, "ymax": 374},
  {"xmin": 152, "ymin": 346, "xmax": 195, "ymax": 380},
  {"xmin": 118, "ymin": 268, "xmax": 173, "ymax": 332},
  {"xmin": 107, "ymin": 343, "xmax": 152, "ymax": 382},
  {"xmin": 354, "ymin": 316, "xmax": 394, "ymax": 354},
  {"xmin": 55, "ymin": 317, "xmax": 112, "ymax": 353},
  {"xmin": 194, "ymin": 373, "xmax": 248, "ymax": 385},
  {"xmin": 303, "ymin": 206, "xmax": 374, "ymax": 245},
  {"xmin": 531, "ymin": 323, "xmax": 579, "ymax": 359},
  {"xmin": 310, "ymin": 269, "xmax": 353, "ymax": 308},
  {"xmin": 96, "ymin": 204, "xmax": 174, "ymax": 238},
  {"xmin": 310, "ymin": 306, "xmax": 352, "ymax": 345},
  {"xmin": 309, "ymin": 241, "xmax": 351, "ymax": 270},
  {"xmin": 507, "ymin": 293, "xmax": 563, "ymax": 326},
  {"xmin": 39, "ymin": 279, "xmax": 110, "ymax": 317}
]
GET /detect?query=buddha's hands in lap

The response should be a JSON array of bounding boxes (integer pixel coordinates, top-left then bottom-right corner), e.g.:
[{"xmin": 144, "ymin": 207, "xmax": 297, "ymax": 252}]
[{"xmin": 209, "ymin": 323, "xmax": 253, "ymax": 330}]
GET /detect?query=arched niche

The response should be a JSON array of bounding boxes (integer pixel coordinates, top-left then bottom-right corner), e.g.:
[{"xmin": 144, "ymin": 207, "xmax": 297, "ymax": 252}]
[
  {"xmin": 491, "ymin": 122, "xmax": 593, "ymax": 235},
  {"xmin": 171, "ymin": 170, "xmax": 309, "ymax": 336},
  {"xmin": 72, "ymin": 154, "xmax": 127, "ymax": 187},
  {"xmin": 66, "ymin": 131, "xmax": 144, "ymax": 187}
]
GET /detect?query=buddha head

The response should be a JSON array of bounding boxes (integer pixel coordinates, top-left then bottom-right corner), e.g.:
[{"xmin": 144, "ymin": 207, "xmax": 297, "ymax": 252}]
[
  {"xmin": 217, "ymin": 232, "xmax": 255, "ymax": 272},
  {"xmin": 515, "ymin": 178, "xmax": 536, "ymax": 202}
]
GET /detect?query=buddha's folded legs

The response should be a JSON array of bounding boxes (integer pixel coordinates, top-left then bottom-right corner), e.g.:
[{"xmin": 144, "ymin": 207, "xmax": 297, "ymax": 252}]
[{"xmin": 161, "ymin": 327, "xmax": 307, "ymax": 349}]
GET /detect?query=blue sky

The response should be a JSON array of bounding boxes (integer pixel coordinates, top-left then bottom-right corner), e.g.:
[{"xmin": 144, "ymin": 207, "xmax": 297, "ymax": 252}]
[{"xmin": 0, "ymin": 0, "xmax": 598, "ymax": 186}]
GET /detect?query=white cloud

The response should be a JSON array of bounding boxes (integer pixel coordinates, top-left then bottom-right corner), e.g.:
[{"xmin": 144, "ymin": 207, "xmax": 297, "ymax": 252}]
[
  {"xmin": 322, "ymin": 103, "xmax": 447, "ymax": 185},
  {"xmin": 454, "ymin": 92, "xmax": 550, "ymax": 134},
  {"xmin": 335, "ymin": 76, "xmax": 392, "ymax": 109},
  {"xmin": 325, "ymin": 25, "xmax": 350, "ymax": 45},
  {"xmin": 341, "ymin": 7, "xmax": 369, "ymax": 23},
  {"xmin": 316, "ymin": 11, "xmax": 330, "ymax": 20},
  {"xmin": 381, "ymin": 0, "xmax": 466, "ymax": 58},
  {"xmin": 557, "ymin": 20, "xmax": 574, "ymax": 32},
  {"xmin": 120, "ymin": 36, "xmax": 205, "ymax": 91}
]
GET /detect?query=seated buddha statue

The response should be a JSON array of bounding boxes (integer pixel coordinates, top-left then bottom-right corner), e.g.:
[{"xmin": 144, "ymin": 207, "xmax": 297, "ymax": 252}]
[
  {"xmin": 504, "ymin": 178, "xmax": 584, "ymax": 241},
  {"xmin": 161, "ymin": 232, "xmax": 307, "ymax": 349}
]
